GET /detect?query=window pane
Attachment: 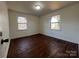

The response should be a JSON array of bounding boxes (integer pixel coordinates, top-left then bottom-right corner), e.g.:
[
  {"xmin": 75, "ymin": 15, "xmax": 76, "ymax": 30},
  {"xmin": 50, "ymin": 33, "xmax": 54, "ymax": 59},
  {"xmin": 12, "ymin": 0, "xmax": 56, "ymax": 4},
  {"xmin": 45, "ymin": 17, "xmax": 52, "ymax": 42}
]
[
  {"xmin": 18, "ymin": 24, "xmax": 27, "ymax": 30},
  {"xmin": 51, "ymin": 23, "xmax": 60, "ymax": 30},
  {"xmin": 51, "ymin": 15, "xmax": 60, "ymax": 22},
  {"xmin": 18, "ymin": 17, "xmax": 27, "ymax": 23}
]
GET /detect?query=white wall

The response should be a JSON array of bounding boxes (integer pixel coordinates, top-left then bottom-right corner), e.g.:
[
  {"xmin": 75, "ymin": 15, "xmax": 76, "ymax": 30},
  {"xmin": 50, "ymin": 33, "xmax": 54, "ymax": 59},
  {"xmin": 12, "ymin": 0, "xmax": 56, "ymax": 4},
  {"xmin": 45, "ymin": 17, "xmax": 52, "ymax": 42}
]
[
  {"xmin": 40, "ymin": 3, "xmax": 79, "ymax": 44},
  {"xmin": 9, "ymin": 10, "xmax": 39, "ymax": 39}
]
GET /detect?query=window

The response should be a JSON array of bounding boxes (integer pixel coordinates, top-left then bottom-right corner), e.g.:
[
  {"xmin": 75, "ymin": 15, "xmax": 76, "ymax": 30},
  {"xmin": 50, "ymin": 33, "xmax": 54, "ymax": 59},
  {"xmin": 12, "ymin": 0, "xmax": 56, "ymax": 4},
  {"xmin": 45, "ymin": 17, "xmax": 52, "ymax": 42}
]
[
  {"xmin": 51, "ymin": 15, "xmax": 60, "ymax": 30},
  {"xmin": 17, "ymin": 17, "xmax": 27, "ymax": 30}
]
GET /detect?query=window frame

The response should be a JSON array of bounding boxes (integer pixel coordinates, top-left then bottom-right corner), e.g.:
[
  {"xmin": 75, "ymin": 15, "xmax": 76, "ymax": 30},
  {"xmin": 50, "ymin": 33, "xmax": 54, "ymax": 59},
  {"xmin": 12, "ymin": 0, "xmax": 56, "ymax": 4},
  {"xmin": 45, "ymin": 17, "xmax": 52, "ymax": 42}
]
[
  {"xmin": 50, "ymin": 15, "xmax": 61, "ymax": 30},
  {"xmin": 17, "ymin": 16, "xmax": 28, "ymax": 30}
]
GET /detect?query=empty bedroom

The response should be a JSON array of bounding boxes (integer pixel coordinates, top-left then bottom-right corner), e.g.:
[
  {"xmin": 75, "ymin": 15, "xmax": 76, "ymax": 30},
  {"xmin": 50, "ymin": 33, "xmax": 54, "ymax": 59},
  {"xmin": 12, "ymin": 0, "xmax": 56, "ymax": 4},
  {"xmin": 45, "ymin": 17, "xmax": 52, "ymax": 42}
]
[{"xmin": 0, "ymin": 1, "xmax": 79, "ymax": 58}]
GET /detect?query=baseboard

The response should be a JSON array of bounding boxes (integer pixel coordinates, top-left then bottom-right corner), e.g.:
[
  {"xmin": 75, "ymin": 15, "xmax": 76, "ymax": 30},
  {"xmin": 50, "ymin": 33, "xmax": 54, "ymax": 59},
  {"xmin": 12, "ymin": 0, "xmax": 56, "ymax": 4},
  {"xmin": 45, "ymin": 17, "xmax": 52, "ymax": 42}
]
[
  {"xmin": 41, "ymin": 33, "xmax": 78, "ymax": 44},
  {"xmin": 11, "ymin": 33, "xmax": 41, "ymax": 40},
  {"xmin": 11, "ymin": 33, "xmax": 78, "ymax": 45}
]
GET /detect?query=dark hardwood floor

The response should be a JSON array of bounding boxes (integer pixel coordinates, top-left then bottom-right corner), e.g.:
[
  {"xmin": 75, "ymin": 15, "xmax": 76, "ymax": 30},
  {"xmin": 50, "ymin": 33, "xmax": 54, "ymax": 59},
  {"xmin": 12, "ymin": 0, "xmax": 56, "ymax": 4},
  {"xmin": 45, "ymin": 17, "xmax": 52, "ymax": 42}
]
[{"xmin": 7, "ymin": 34, "xmax": 78, "ymax": 58}]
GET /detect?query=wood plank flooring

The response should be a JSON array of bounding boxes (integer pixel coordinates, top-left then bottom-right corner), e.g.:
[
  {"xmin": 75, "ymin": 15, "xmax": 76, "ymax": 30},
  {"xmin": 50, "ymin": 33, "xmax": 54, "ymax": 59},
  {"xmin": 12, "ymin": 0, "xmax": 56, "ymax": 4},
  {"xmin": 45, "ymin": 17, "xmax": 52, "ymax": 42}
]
[{"xmin": 7, "ymin": 34, "xmax": 78, "ymax": 58}]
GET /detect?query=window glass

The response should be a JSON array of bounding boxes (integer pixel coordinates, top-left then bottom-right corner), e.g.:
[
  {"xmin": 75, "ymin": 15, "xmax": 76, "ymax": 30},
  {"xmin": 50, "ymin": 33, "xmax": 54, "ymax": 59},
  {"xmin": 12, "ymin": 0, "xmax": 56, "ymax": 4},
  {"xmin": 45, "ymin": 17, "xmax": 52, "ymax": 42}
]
[
  {"xmin": 17, "ymin": 17, "xmax": 27, "ymax": 30},
  {"xmin": 51, "ymin": 15, "xmax": 60, "ymax": 30}
]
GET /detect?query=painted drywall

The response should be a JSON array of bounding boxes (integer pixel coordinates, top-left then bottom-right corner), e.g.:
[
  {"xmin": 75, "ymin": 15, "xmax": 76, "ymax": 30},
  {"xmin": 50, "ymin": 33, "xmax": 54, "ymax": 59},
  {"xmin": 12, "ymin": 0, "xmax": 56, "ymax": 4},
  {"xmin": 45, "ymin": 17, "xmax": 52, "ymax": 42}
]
[
  {"xmin": 40, "ymin": 3, "xmax": 79, "ymax": 44},
  {"xmin": 9, "ymin": 10, "xmax": 39, "ymax": 39},
  {"xmin": 0, "ymin": 2, "xmax": 10, "ymax": 58}
]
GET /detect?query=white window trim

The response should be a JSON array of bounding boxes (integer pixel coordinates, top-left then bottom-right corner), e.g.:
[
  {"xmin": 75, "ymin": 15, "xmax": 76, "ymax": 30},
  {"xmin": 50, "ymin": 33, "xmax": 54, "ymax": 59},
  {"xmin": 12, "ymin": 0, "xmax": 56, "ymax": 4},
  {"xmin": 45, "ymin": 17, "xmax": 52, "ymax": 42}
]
[
  {"xmin": 17, "ymin": 16, "xmax": 28, "ymax": 31},
  {"xmin": 50, "ymin": 15, "xmax": 61, "ymax": 31}
]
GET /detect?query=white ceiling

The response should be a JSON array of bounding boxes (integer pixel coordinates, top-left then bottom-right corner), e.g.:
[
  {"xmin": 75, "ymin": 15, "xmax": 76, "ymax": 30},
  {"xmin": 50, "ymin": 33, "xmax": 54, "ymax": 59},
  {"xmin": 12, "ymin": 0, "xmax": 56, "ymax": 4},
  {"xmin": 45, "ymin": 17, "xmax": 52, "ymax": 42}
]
[{"xmin": 6, "ymin": 1, "xmax": 78, "ymax": 16}]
